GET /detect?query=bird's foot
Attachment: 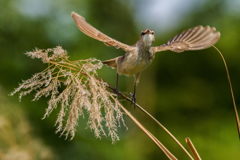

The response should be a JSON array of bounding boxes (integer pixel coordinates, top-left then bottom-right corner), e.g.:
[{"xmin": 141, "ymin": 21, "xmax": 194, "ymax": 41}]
[{"xmin": 130, "ymin": 93, "xmax": 136, "ymax": 109}]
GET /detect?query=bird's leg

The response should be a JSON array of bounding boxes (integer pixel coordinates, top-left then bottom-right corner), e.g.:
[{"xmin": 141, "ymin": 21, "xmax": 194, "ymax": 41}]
[
  {"xmin": 130, "ymin": 83, "xmax": 137, "ymax": 109},
  {"xmin": 130, "ymin": 73, "xmax": 141, "ymax": 109},
  {"xmin": 115, "ymin": 73, "xmax": 119, "ymax": 97}
]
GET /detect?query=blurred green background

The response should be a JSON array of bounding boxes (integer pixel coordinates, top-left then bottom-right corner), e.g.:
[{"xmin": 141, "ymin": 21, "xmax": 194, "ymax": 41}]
[{"xmin": 1, "ymin": 0, "xmax": 240, "ymax": 159}]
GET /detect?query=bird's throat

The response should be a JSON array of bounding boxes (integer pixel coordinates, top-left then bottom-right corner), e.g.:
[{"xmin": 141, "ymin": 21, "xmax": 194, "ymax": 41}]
[{"xmin": 143, "ymin": 34, "xmax": 154, "ymax": 47}]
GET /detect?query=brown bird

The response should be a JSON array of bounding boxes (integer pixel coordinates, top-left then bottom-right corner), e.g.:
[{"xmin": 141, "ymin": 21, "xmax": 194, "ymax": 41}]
[{"xmin": 71, "ymin": 12, "xmax": 220, "ymax": 107}]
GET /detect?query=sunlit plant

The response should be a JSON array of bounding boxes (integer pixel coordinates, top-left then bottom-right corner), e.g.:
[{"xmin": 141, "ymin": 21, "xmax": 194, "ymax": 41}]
[
  {"xmin": 10, "ymin": 46, "xmax": 126, "ymax": 142},
  {"xmin": 10, "ymin": 45, "xmax": 239, "ymax": 160}
]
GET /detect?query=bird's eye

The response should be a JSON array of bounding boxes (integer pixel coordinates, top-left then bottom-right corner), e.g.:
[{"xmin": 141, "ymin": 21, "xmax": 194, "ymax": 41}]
[{"xmin": 141, "ymin": 32, "xmax": 146, "ymax": 36}]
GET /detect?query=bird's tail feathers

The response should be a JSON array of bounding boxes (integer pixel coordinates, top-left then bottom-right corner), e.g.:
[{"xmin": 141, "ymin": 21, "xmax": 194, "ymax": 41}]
[{"xmin": 102, "ymin": 57, "xmax": 119, "ymax": 69}]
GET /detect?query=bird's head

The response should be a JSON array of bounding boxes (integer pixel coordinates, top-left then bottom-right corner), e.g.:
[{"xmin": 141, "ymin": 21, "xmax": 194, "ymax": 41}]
[{"xmin": 140, "ymin": 29, "xmax": 155, "ymax": 46}]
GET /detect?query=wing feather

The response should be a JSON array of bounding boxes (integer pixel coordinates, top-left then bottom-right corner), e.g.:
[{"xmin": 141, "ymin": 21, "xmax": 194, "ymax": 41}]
[
  {"xmin": 71, "ymin": 12, "xmax": 135, "ymax": 52},
  {"xmin": 153, "ymin": 26, "xmax": 220, "ymax": 53}
]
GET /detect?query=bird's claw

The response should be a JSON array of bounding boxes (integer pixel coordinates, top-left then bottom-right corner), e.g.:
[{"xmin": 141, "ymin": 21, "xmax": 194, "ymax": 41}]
[
  {"xmin": 129, "ymin": 93, "xmax": 136, "ymax": 109},
  {"xmin": 115, "ymin": 86, "xmax": 119, "ymax": 98},
  {"xmin": 115, "ymin": 90, "xmax": 119, "ymax": 98}
]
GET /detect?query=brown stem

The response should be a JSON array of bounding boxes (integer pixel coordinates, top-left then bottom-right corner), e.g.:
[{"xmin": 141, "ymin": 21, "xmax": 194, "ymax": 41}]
[
  {"xmin": 118, "ymin": 101, "xmax": 177, "ymax": 160},
  {"xmin": 185, "ymin": 138, "xmax": 201, "ymax": 160},
  {"xmin": 212, "ymin": 45, "xmax": 240, "ymax": 140},
  {"xmin": 107, "ymin": 84, "xmax": 194, "ymax": 160}
]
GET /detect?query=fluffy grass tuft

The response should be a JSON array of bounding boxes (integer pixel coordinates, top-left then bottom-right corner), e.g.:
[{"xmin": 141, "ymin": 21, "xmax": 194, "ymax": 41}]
[{"xmin": 11, "ymin": 46, "xmax": 126, "ymax": 143}]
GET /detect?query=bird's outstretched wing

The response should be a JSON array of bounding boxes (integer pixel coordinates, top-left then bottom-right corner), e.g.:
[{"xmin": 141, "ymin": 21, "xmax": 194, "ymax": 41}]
[
  {"xmin": 152, "ymin": 26, "xmax": 220, "ymax": 53},
  {"xmin": 71, "ymin": 12, "xmax": 135, "ymax": 52}
]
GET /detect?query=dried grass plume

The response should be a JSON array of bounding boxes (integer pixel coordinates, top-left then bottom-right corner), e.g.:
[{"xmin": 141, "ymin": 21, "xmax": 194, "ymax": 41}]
[{"xmin": 11, "ymin": 46, "xmax": 126, "ymax": 143}]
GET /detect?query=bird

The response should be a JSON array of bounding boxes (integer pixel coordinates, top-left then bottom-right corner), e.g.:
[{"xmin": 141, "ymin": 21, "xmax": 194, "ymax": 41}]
[{"xmin": 71, "ymin": 12, "xmax": 220, "ymax": 107}]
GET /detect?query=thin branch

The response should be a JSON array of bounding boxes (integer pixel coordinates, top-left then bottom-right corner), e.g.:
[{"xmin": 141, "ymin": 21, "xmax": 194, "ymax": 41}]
[
  {"xmin": 107, "ymin": 84, "xmax": 194, "ymax": 160},
  {"xmin": 185, "ymin": 138, "xmax": 201, "ymax": 160},
  {"xmin": 119, "ymin": 102, "xmax": 177, "ymax": 160},
  {"xmin": 212, "ymin": 45, "xmax": 240, "ymax": 140}
]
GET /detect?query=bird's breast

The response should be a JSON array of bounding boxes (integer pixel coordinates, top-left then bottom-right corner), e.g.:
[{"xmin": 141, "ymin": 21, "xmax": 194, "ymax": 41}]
[{"xmin": 117, "ymin": 48, "xmax": 154, "ymax": 76}]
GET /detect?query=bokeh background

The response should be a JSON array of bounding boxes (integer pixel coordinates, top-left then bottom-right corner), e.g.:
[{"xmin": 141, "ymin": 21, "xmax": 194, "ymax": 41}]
[{"xmin": 1, "ymin": 0, "xmax": 240, "ymax": 159}]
